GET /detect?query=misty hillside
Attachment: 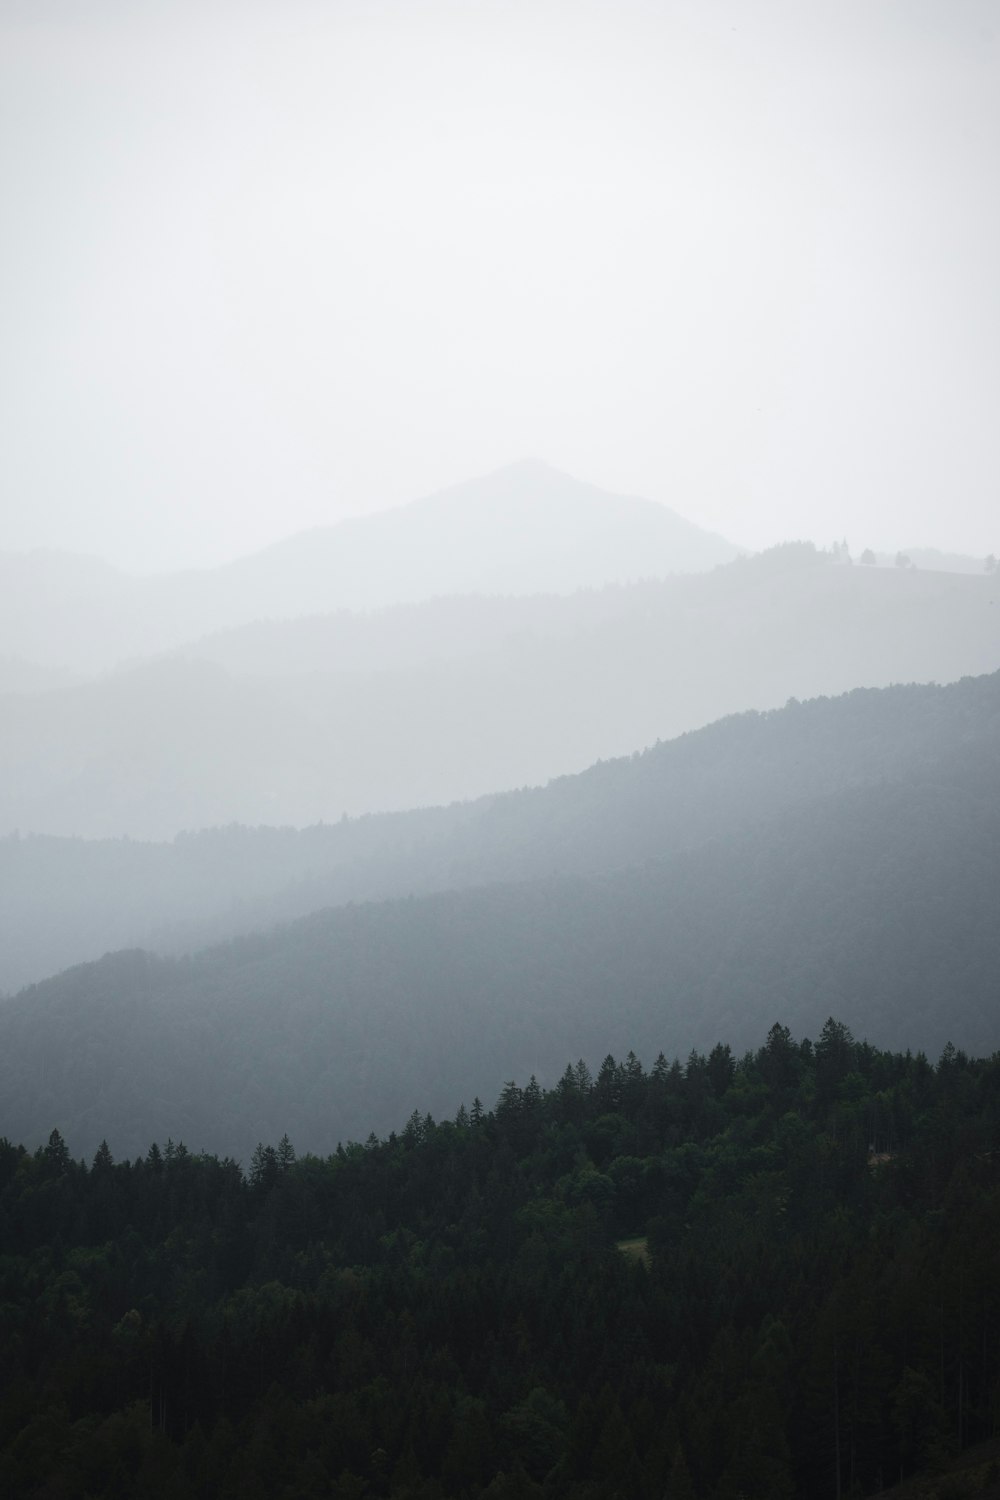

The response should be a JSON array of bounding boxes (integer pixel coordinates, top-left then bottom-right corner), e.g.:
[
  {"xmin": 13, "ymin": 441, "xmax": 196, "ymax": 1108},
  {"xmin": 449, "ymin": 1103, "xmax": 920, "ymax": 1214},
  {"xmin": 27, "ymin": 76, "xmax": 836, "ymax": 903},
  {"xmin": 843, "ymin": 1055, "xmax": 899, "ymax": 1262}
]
[
  {"xmin": 1, "ymin": 543, "xmax": 997, "ymax": 843},
  {"xmin": 169, "ymin": 589, "xmax": 642, "ymax": 679},
  {"xmin": 3, "ymin": 668, "xmax": 998, "ymax": 995},
  {"xmin": 2, "ymin": 725, "xmax": 997, "ymax": 1160},
  {"xmin": 888, "ymin": 547, "xmax": 996, "ymax": 575},
  {"xmin": 170, "ymin": 543, "xmax": 997, "ymax": 682},
  {"xmin": 216, "ymin": 459, "xmax": 738, "ymax": 615},
  {"xmin": 2, "ymin": 674, "xmax": 998, "ymax": 1160},
  {"xmin": 0, "ymin": 655, "xmax": 79, "ymax": 695},
  {"xmin": 0, "ymin": 462, "xmax": 736, "ymax": 675}
]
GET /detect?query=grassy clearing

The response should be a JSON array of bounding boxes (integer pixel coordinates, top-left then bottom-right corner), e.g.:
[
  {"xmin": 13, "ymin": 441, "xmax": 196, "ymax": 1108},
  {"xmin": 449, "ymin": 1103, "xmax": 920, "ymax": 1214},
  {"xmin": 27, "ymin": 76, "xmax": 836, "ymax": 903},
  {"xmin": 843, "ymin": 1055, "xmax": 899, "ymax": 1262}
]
[{"xmin": 616, "ymin": 1236, "xmax": 651, "ymax": 1267}]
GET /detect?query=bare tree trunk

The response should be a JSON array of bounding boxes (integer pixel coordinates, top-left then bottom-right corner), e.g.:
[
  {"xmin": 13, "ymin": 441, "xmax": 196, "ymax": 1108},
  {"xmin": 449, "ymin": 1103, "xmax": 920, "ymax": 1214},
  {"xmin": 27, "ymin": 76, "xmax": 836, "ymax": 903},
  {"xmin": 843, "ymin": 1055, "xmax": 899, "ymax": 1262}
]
[{"xmin": 834, "ymin": 1325, "xmax": 842, "ymax": 1500}]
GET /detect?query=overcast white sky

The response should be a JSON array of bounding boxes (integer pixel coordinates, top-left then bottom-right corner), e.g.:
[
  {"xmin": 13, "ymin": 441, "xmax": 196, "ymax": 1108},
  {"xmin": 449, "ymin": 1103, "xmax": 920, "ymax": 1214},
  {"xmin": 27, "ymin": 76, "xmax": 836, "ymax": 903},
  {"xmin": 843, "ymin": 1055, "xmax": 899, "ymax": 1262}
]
[{"xmin": 1, "ymin": 0, "xmax": 998, "ymax": 571}]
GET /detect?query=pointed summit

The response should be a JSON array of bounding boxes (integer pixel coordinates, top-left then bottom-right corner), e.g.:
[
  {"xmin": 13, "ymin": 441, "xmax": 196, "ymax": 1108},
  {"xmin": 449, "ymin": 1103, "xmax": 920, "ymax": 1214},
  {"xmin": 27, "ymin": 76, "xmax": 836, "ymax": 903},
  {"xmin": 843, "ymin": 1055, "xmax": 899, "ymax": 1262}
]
[
  {"xmin": 0, "ymin": 464, "xmax": 739, "ymax": 673},
  {"xmin": 226, "ymin": 461, "xmax": 739, "ymax": 612}
]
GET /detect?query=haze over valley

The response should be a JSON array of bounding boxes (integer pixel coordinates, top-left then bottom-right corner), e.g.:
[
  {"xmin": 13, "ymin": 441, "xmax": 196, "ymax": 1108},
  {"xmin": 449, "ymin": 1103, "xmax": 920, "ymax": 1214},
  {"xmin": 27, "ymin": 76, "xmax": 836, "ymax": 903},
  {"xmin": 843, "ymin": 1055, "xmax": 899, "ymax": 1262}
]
[
  {"xmin": 2, "ymin": 485, "xmax": 996, "ymax": 842},
  {"xmin": 1, "ymin": 443, "xmax": 998, "ymax": 1148},
  {"xmin": 1, "ymin": 462, "xmax": 737, "ymax": 677},
  {"xmin": 2, "ymin": 456, "xmax": 998, "ymax": 1091},
  {"xmin": 3, "ymin": 667, "xmax": 998, "ymax": 1160}
]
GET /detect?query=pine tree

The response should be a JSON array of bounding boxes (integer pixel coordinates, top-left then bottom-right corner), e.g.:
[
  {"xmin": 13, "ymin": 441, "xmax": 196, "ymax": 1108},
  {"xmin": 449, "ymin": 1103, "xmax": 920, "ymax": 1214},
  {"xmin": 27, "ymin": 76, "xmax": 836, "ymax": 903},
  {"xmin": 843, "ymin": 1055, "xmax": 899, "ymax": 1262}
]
[
  {"xmin": 43, "ymin": 1128, "xmax": 71, "ymax": 1173},
  {"xmin": 92, "ymin": 1139, "xmax": 114, "ymax": 1172}
]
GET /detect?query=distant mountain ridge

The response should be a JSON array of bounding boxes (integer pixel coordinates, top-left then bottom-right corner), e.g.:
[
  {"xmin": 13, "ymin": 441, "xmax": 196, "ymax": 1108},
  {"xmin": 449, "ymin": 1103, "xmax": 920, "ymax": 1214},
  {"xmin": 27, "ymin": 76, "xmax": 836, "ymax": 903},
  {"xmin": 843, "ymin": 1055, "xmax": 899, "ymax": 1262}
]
[
  {"xmin": 1, "ymin": 672, "xmax": 997, "ymax": 1158},
  {"xmin": 219, "ymin": 460, "xmax": 739, "ymax": 607},
  {"xmin": 3, "ymin": 669, "xmax": 998, "ymax": 996},
  {"xmin": 1, "ymin": 543, "xmax": 996, "ymax": 842},
  {"xmin": 0, "ymin": 462, "xmax": 738, "ymax": 674}
]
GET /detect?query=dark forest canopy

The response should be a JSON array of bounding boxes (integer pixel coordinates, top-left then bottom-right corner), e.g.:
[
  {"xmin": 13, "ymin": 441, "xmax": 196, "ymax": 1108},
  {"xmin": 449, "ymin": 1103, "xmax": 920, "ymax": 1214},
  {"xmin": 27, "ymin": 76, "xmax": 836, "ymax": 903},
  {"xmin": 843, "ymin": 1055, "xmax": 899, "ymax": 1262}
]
[
  {"xmin": 1, "ymin": 1022, "xmax": 998, "ymax": 1499},
  {"xmin": 3, "ymin": 668, "xmax": 1000, "ymax": 995}
]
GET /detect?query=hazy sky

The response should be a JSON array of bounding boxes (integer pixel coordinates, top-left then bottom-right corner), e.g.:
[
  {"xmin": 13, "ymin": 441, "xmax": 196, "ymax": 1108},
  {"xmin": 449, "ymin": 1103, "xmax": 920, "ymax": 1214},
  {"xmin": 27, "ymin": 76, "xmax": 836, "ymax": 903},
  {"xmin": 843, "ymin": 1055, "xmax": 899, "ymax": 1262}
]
[{"xmin": 1, "ymin": 0, "xmax": 998, "ymax": 571}]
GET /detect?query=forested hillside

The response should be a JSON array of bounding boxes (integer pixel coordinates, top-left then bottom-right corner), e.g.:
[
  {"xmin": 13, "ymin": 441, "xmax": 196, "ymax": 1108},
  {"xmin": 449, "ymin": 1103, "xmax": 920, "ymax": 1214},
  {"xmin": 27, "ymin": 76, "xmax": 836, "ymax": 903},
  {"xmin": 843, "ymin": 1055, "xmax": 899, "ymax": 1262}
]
[
  {"xmin": 2, "ymin": 721, "xmax": 997, "ymax": 1160},
  {"xmin": 2, "ymin": 1024, "xmax": 998, "ymax": 1499},
  {"xmin": 1, "ymin": 544, "xmax": 996, "ymax": 841},
  {"xmin": 3, "ymin": 670, "xmax": 998, "ymax": 995}
]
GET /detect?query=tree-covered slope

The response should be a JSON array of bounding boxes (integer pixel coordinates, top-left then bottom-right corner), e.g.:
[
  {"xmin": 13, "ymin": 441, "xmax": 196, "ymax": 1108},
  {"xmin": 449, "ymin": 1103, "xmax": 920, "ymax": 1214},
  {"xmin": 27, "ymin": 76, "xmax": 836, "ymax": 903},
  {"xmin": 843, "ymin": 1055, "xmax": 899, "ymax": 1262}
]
[
  {"xmin": 1, "ymin": 1026, "xmax": 998, "ymax": 1500},
  {"xmin": 2, "ymin": 735, "xmax": 997, "ymax": 1161},
  {"xmin": 2, "ymin": 669, "xmax": 999, "ymax": 995}
]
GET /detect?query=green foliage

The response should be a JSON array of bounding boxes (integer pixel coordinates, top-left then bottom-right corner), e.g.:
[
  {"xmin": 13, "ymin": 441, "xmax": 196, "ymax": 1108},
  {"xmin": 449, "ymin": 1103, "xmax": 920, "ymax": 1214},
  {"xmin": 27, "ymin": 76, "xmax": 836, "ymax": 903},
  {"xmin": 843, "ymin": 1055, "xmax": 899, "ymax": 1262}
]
[{"xmin": 1, "ymin": 1024, "xmax": 999, "ymax": 1497}]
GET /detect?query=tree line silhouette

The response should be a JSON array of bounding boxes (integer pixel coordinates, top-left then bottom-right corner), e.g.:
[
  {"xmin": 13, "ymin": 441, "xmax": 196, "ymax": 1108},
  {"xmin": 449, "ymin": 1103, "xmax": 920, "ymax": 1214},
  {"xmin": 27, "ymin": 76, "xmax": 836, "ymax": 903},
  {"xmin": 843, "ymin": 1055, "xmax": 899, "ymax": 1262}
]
[{"xmin": 1, "ymin": 1020, "xmax": 998, "ymax": 1498}]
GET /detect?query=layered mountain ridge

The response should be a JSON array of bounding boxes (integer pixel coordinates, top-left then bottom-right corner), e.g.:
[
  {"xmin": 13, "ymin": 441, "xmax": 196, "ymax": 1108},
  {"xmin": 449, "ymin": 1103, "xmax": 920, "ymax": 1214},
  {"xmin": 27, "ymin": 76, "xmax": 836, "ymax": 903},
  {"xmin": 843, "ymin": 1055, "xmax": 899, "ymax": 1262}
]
[
  {"xmin": 3, "ymin": 668, "xmax": 999, "ymax": 996},
  {"xmin": 2, "ymin": 542, "xmax": 996, "ymax": 843},
  {"xmin": 0, "ymin": 462, "xmax": 738, "ymax": 676},
  {"xmin": 2, "ymin": 671, "xmax": 997, "ymax": 1159}
]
